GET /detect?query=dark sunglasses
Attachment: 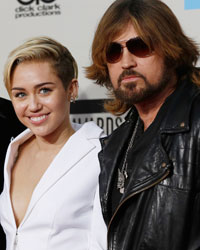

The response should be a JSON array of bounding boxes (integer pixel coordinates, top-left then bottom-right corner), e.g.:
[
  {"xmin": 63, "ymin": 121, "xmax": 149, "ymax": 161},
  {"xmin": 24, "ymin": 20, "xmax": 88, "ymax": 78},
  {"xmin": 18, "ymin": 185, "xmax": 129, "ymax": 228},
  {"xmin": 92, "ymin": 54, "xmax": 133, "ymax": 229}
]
[{"xmin": 106, "ymin": 37, "xmax": 153, "ymax": 63}]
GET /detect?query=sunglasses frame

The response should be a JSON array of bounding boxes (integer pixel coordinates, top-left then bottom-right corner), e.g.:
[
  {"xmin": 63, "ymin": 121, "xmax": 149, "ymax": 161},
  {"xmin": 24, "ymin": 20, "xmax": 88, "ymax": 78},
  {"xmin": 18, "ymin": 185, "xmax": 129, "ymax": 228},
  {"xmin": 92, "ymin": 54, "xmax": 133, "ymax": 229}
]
[{"xmin": 106, "ymin": 37, "xmax": 153, "ymax": 64}]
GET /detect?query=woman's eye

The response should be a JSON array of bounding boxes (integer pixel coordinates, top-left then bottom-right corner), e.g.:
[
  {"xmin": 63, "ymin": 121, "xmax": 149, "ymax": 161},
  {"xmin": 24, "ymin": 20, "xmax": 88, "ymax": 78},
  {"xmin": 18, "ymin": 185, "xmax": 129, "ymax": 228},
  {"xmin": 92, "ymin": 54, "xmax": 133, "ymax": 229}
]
[
  {"xmin": 40, "ymin": 88, "xmax": 51, "ymax": 94},
  {"xmin": 15, "ymin": 92, "xmax": 26, "ymax": 98}
]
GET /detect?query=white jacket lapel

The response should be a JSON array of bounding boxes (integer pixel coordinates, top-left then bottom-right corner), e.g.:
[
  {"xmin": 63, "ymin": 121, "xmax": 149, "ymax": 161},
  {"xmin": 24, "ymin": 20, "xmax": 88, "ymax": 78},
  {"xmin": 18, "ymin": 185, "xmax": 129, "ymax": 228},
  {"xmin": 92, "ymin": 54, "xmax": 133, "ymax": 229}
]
[{"xmin": 21, "ymin": 123, "xmax": 101, "ymax": 225}]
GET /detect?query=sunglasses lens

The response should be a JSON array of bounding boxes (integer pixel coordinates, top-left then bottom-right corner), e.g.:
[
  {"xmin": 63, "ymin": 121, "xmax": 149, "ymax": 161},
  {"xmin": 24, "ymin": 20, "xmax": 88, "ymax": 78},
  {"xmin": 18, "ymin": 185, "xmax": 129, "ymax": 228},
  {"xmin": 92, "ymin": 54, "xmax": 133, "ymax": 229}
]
[
  {"xmin": 106, "ymin": 42, "xmax": 122, "ymax": 63},
  {"xmin": 127, "ymin": 38, "xmax": 150, "ymax": 57}
]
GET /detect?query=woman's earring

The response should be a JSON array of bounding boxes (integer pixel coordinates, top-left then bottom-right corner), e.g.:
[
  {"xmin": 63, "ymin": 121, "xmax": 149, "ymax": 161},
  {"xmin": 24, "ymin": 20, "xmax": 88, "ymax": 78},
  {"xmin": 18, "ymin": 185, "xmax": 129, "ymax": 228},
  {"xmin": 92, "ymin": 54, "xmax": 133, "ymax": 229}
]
[{"xmin": 70, "ymin": 95, "xmax": 77, "ymax": 103}]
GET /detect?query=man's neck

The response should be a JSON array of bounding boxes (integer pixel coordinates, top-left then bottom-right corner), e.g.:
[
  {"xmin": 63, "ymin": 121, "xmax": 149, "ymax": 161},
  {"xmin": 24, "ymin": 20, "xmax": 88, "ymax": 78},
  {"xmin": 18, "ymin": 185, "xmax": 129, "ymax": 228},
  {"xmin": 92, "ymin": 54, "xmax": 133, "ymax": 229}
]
[{"xmin": 135, "ymin": 74, "xmax": 177, "ymax": 130}]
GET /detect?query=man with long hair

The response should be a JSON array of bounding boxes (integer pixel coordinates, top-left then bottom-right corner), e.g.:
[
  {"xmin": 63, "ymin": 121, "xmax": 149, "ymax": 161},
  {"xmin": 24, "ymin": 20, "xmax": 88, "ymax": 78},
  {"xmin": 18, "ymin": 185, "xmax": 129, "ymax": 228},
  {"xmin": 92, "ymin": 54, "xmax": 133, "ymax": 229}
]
[{"xmin": 86, "ymin": 0, "xmax": 200, "ymax": 249}]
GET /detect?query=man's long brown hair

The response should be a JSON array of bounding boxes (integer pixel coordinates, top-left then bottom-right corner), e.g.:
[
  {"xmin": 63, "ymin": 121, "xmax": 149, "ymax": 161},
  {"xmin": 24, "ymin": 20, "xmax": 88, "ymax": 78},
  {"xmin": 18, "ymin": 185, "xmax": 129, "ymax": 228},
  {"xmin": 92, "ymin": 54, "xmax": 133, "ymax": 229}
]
[{"xmin": 85, "ymin": 0, "xmax": 200, "ymax": 115}]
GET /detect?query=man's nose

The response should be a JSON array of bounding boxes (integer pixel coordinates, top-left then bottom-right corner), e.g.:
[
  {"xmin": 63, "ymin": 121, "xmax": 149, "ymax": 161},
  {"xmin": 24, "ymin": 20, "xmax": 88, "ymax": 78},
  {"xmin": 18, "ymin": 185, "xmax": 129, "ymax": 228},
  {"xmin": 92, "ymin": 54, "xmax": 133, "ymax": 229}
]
[{"xmin": 121, "ymin": 47, "xmax": 137, "ymax": 69}]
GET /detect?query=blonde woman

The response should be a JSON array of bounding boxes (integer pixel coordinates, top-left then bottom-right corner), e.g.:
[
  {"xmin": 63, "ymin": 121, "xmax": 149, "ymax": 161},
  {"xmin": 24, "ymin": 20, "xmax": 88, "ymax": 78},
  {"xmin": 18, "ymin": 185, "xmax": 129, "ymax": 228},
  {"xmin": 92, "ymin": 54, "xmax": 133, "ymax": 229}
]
[{"xmin": 0, "ymin": 36, "xmax": 106, "ymax": 250}]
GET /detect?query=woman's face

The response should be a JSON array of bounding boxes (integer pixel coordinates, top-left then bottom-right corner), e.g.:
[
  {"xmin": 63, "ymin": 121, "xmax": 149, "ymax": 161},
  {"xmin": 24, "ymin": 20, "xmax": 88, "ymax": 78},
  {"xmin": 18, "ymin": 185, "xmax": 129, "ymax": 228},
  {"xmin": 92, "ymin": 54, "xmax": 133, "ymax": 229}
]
[{"xmin": 10, "ymin": 61, "xmax": 77, "ymax": 138}]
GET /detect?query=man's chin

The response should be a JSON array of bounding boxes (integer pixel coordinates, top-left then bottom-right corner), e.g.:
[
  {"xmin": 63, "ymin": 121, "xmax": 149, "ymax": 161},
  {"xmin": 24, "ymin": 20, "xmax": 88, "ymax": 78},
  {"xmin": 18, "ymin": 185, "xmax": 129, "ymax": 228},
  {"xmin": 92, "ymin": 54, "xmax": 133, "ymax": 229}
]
[
  {"xmin": 120, "ymin": 82, "xmax": 137, "ymax": 91},
  {"xmin": 114, "ymin": 90, "xmax": 136, "ymax": 103}
]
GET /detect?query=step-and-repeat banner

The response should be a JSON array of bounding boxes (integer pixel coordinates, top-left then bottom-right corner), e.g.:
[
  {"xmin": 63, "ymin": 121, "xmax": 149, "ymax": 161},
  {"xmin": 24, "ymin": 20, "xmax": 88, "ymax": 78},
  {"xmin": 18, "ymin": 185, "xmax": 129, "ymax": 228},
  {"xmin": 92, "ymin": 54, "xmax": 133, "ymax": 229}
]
[{"xmin": 0, "ymin": 0, "xmax": 199, "ymax": 134}]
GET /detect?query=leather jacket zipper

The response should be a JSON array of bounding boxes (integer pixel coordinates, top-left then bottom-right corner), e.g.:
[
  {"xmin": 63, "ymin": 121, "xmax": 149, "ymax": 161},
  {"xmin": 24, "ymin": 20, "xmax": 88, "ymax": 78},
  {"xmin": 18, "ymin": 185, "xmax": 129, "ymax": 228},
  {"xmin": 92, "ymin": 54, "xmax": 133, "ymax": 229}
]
[{"xmin": 107, "ymin": 169, "xmax": 170, "ymax": 249}]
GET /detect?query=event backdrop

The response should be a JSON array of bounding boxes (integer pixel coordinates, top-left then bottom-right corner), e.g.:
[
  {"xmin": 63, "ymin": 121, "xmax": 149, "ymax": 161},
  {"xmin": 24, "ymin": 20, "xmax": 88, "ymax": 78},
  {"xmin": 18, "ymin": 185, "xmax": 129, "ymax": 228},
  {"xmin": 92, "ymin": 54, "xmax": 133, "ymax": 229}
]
[{"xmin": 0, "ymin": 0, "xmax": 199, "ymax": 134}]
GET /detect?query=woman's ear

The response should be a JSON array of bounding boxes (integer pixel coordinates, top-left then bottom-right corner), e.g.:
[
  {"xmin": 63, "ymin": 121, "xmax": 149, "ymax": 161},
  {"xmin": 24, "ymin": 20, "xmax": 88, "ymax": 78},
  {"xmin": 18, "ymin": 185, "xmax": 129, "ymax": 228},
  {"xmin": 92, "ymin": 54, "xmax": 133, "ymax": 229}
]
[{"xmin": 68, "ymin": 78, "xmax": 79, "ymax": 103}]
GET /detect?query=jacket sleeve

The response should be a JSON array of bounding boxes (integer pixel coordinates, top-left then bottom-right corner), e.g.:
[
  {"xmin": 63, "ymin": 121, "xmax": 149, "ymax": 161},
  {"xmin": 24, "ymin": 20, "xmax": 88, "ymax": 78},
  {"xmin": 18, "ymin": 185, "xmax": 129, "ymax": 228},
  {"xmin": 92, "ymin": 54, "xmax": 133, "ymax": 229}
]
[
  {"xmin": 89, "ymin": 184, "xmax": 107, "ymax": 250},
  {"xmin": 188, "ymin": 192, "xmax": 200, "ymax": 249}
]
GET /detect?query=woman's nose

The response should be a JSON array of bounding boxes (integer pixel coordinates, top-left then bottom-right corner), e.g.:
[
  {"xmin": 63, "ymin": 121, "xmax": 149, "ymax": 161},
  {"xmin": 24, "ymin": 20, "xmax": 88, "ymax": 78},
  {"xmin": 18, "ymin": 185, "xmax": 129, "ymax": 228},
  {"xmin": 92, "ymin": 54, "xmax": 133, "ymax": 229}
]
[{"xmin": 28, "ymin": 95, "xmax": 42, "ymax": 112}]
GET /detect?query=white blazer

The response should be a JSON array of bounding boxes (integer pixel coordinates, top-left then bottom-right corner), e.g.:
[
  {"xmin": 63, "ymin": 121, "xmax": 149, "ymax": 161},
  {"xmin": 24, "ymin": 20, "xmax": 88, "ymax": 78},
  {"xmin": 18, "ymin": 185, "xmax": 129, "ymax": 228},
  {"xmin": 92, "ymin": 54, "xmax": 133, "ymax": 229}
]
[{"xmin": 0, "ymin": 121, "xmax": 107, "ymax": 250}]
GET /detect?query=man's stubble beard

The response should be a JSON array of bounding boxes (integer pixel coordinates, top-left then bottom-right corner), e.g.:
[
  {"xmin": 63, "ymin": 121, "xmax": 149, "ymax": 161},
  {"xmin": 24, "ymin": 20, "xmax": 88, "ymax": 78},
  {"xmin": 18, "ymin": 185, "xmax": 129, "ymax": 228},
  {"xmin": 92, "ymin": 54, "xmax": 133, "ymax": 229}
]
[{"xmin": 112, "ymin": 66, "xmax": 172, "ymax": 105}]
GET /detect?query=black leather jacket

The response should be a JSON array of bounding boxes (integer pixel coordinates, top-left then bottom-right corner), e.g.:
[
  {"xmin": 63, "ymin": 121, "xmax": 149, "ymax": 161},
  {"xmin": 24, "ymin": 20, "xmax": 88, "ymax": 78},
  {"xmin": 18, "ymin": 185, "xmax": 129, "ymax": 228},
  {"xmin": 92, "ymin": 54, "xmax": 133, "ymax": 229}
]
[{"xmin": 99, "ymin": 79, "xmax": 200, "ymax": 250}]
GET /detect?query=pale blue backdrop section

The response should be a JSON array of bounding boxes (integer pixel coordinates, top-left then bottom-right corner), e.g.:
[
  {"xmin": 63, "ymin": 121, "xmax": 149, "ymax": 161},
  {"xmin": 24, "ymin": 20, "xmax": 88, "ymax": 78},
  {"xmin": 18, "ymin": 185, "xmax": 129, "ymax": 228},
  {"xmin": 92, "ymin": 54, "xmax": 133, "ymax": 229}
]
[{"xmin": 185, "ymin": 0, "xmax": 200, "ymax": 10}]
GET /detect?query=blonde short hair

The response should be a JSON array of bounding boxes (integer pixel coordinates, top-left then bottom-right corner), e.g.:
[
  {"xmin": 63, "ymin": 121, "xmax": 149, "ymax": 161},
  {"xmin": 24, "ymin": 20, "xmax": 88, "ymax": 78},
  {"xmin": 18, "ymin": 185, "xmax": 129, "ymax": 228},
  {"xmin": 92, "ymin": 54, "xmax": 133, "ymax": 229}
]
[{"xmin": 4, "ymin": 36, "xmax": 78, "ymax": 95}]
